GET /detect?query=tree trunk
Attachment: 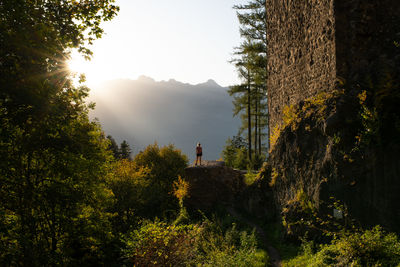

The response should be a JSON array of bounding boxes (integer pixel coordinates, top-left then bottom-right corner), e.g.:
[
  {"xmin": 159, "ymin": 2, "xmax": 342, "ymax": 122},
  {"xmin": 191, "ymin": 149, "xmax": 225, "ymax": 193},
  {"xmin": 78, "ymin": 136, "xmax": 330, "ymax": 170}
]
[
  {"xmin": 247, "ymin": 70, "xmax": 252, "ymax": 161},
  {"xmin": 254, "ymin": 86, "xmax": 258, "ymax": 156},
  {"xmin": 259, "ymin": 116, "xmax": 262, "ymax": 155}
]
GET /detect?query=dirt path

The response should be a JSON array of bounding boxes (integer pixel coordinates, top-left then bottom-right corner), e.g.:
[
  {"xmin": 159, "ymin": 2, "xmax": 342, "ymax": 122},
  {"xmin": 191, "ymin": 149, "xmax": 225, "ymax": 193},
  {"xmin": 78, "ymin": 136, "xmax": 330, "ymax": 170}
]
[{"xmin": 226, "ymin": 207, "xmax": 282, "ymax": 267}]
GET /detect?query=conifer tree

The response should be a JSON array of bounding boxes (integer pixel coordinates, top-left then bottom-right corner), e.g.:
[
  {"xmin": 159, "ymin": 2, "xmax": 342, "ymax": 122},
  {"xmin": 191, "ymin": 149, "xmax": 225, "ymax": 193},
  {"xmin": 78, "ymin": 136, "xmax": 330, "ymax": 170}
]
[
  {"xmin": 229, "ymin": 0, "xmax": 268, "ymax": 166},
  {"xmin": 119, "ymin": 140, "xmax": 132, "ymax": 160},
  {"xmin": 107, "ymin": 135, "xmax": 120, "ymax": 158}
]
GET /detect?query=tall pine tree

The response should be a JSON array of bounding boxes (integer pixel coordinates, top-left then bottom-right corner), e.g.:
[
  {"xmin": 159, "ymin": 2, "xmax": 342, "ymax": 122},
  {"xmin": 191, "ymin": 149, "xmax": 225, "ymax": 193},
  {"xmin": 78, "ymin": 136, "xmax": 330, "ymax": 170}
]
[
  {"xmin": 119, "ymin": 140, "xmax": 132, "ymax": 159},
  {"xmin": 229, "ymin": 0, "xmax": 268, "ymax": 166}
]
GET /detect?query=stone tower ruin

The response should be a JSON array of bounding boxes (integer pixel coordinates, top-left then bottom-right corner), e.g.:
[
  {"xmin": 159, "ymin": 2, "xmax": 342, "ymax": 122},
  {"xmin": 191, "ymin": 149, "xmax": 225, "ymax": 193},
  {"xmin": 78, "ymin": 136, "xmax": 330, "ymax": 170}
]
[{"xmin": 266, "ymin": 0, "xmax": 400, "ymax": 132}]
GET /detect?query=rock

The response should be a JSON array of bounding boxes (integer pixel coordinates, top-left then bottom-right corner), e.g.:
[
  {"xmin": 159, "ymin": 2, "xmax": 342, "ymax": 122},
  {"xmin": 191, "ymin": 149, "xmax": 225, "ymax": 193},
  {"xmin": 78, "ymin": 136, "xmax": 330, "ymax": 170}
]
[
  {"xmin": 184, "ymin": 164, "xmax": 244, "ymax": 212},
  {"xmin": 191, "ymin": 160, "xmax": 225, "ymax": 167},
  {"xmin": 267, "ymin": 91, "xmax": 400, "ymax": 238}
]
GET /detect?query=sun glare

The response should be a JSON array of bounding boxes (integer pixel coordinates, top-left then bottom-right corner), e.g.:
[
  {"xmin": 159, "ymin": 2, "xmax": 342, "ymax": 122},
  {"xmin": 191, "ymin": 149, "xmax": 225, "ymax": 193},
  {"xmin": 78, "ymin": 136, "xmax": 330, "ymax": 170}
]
[
  {"xmin": 68, "ymin": 55, "xmax": 86, "ymax": 74},
  {"xmin": 67, "ymin": 52, "xmax": 107, "ymax": 87},
  {"xmin": 67, "ymin": 50, "xmax": 134, "ymax": 87}
]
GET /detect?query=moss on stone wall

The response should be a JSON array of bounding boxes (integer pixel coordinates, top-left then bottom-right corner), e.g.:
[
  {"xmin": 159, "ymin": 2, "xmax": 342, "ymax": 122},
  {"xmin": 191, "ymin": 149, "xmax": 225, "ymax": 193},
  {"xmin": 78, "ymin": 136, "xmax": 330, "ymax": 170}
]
[{"xmin": 263, "ymin": 84, "xmax": 400, "ymax": 240}]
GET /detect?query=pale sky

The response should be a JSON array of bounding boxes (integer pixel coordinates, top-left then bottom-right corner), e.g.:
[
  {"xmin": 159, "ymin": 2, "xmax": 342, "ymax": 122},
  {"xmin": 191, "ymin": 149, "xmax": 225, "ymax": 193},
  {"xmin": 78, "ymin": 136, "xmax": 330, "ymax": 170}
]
[{"xmin": 69, "ymin": 0, "xmax": 248, "ymax": 88}]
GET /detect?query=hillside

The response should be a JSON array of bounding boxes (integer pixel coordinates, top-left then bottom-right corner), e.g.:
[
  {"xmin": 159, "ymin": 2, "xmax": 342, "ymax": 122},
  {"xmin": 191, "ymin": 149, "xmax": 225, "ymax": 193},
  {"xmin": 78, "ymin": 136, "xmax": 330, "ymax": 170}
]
[{"xmin": 87, "ymin": 76, "xmax": 241, "ymax": 161}]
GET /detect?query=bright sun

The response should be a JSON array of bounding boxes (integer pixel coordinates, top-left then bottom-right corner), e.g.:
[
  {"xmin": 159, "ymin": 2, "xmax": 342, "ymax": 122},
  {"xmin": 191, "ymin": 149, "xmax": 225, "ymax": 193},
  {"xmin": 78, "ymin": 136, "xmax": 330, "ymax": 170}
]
[
  {"xmin": 67, "ymin": 50, "xmax": 135, "ymax": 87},
  {"xmin": 68, "ymin": 56, "xmax": 87, "ymax": 74},
  {"xmin": 67, "ymin": 51, "xmax": 111, "ymax": 87},
  {"xmin": 68, "ymin": 53, "xmax": 95, "ymax": 85}
]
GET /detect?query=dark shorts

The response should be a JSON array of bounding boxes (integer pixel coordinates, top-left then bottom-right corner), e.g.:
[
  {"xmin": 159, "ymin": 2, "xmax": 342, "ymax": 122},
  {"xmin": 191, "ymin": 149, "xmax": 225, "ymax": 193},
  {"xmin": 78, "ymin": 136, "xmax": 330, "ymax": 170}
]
[{"xmin": 196, "ymin": 153, "xmax": 202, "ymax": 157}]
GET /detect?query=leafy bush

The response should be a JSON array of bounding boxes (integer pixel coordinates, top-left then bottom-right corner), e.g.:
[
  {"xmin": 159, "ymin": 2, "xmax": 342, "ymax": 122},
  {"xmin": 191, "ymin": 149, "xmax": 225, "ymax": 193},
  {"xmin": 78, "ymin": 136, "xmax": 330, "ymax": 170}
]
[
  {"xmin": 195, "ymin": 222, "xmax": 268, "ymax": 267},
  {"xmin": 319, "ymin": 226, "xmax": 400, "ymax": 266},
  {"xmin": 285, "ymin": 226, "xmax": 400, "ymax": 267},
  {"xmin": 106, "ymin": 159, "xmax": 152, "ymax": 232},
  {"xmin": 233, "ymin": 147, "xmax": 250, "ymax": 170},
  {"xmin": 123, "ymin": 221, "xmax": 199, "ymax": 266},
  {"xmin": 244, "ymin": 171, "xmax": 259, "ymax": 186},
  {"xmin": 133, "ymin": 143, "xmax": 188, "ymax": 219},
  {"xmin": 222, "ymin": 136, "xmax": 249, "ymax": 169},
  {"xmin": 123, "ymin": 220, "xmax": 268, "ymax": 267}
]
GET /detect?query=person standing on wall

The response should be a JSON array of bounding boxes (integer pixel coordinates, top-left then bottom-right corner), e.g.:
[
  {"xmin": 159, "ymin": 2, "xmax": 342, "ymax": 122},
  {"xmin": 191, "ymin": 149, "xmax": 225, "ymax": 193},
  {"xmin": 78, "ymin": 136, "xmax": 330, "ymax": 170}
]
[{"xmin": 195, "ymin": 143, "xmax": 203, "ymax": 166}]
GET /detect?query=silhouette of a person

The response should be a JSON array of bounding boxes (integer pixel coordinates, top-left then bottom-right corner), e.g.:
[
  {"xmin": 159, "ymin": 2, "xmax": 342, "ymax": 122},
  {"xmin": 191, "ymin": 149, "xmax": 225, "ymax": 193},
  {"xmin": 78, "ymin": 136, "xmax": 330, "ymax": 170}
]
[{"xmin": 195, "ymin": 143, "xmax": 202, "ymax": 166}]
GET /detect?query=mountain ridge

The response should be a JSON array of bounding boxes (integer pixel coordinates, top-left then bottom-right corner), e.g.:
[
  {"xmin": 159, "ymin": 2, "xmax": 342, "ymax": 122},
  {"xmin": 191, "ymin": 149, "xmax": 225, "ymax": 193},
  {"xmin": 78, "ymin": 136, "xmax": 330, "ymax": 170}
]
[{"xmin": 88, "ymin": 76, "xmax": 240, "ymax": 161}]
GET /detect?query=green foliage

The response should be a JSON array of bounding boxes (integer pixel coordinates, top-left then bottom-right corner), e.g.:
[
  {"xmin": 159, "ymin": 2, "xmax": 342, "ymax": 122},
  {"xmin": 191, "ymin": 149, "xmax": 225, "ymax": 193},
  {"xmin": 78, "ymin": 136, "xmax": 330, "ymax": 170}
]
[
  {"xmin": 0, "ymin": 76, "xmax": 116, "ymax": 265},
  {"xmin": 270, "ymin": 90, "xmax": 345, "ymax": 152},
  {"xmin": 244, "ymin": 171, "xmax": 258, "ymax": 186},
  {"xmin": 119, "ymin": 140, "xmax": 132, "ymax": 159},
  {"xmin": 285, "ymin": 226, "xmax": 400, "ymax": 267},
  {"xmin": 107, "ymin": 135, "xmax": 120, "ymax": 159},
  {"xmin": 234, "ymin": 147, "xmax": 250, "ymax": 170},
  {"xmin": 133, "ymin": 143, "xmax": 188, "ymax": 219},
  {"xmin": 230, "ymin": 0, "xmax": 269, "ymax": 161},
  {"xmin": 106, "ymin": 136, "xmax": 132, "ymax": 160},
  {"xmin": 234, "ymin": 0, "xmax": 266, "ymax": 45},
  {"xmin": 283, "ymin": 105, "xmax": 299, "ymax": 129},
  {"xmin": 263, "ymin": 222, "xmax": 300, "ymax": 263},
  {"xmin": 123, "ymin": 221, "xmax": 199, "ymax": 266},
  {"xmin": 195, "ymin": 222, "xmax": 268, "ymax": 267},
  {"xmin": 173, "ymin": 176, "xmax": 190, "ymax": 207},
  {"xmin": 106, "ymin": 159, "xmax": 151, "ymax": 233},
  {"xmin": 222, "ymin": 136, "xmax": 249, "ymax": 169},
  {"xmin": 269, "ymin": 125, "xmax": 281, "ymax": 151},
  {"xmin": 0, "ymin": 0, "xmax": 119, "ymax": 265},
  {"xmin": 269, "ymin": 167, "xmax": 279, "ymax": 187},
  {"xmin": 280, "ymin": 191, "xmax": 360, "ymax": 244},
  {"xmin": 354, "ymin": 89, "xmax": 384, "ymax": 149},
  {"xmin": 248, "ymin": 153, "xmax": 266, "ymax": 170},
  {"xmin": 123, "ymin": 218, "xmax": 268, "ymax": 267}
]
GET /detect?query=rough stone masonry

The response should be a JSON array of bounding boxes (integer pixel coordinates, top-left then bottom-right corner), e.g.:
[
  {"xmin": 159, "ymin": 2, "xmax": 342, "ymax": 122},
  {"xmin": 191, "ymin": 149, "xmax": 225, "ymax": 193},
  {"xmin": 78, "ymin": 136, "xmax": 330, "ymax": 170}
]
[{"xmin": 266, "ymin": 0, "xmax": 400, "ymax": 132}]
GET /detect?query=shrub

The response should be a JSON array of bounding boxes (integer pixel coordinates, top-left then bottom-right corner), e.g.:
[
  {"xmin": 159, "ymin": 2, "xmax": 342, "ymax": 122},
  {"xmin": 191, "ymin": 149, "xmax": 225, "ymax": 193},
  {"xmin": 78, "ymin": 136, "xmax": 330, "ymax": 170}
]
[
  {"xmin": 123, "ymin": 219, "xmax": 269, "ymax": 266},
  {"xmin": 123, "ymin": 221, "xmax": 199, "ymax": 266},
  {"xmin": 222, "ymin": 136, "xmax": 249, "ymax": 169},
  {"xmin": 318, "ymin": 226, "xmax": 400, "ymax": 266},
  {"xmin": 195, "ymin": 222, "xmax": 269, "ymax": 267},
  {"xmin": 244, "ymin": 171, "xmax": 258, "ymax": 186},
  {"xmin": 133, "ymin": 143, "xmax": 188, "ymax": 219},
  {"xmin": 105, "ymin": 159, "xmax": 151, "ymax": 232},
  {"xmin": 234, "ymin": 147, "xmax": 249, "ymax": 170},
  {"xmin": 285, "ymin": 226, "xmax": 400, "ymax": 267}
]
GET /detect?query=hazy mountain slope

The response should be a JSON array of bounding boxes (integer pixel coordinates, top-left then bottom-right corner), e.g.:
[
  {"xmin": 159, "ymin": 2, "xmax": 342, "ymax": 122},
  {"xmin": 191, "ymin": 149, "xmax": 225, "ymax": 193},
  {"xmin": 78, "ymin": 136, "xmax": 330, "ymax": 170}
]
[{"xmin": 88, "ymin": 76, "xmax": 241, "ymax": 161}]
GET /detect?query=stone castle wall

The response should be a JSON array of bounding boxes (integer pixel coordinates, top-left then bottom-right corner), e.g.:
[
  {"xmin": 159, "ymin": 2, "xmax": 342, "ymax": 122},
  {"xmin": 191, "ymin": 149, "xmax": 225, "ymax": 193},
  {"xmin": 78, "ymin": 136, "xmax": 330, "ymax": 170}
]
[
  {"xmin": 334, "ymin": 0, "xmax": 400, "ymax": 83},
  {"xmin": 266, "ymin": 0, "xmax": 336, "ymax": 132},
  {"xmin": 266, "ymin": 0, "xmax": 400, "ymax": 133}
]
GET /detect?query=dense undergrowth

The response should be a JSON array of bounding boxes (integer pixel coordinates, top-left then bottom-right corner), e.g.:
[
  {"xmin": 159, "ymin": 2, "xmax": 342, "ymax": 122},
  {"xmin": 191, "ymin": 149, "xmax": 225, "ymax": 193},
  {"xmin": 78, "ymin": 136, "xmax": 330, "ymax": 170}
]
[
  {"xmin": 254, "ymin": 68, "xmax": 400, "ymax": 266},
  {"xmin": 284, "ymin": 226, "xmax": 400, "ymax": 267},
  {"xmin": 122, "ymin": 219, "xmax": 268, "ymax": 266}
]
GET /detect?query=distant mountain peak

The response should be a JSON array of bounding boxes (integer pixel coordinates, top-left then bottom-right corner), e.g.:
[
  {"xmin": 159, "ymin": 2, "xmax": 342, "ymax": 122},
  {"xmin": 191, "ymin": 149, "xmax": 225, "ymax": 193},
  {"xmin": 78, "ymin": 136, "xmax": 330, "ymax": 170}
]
[
  {"xmin": 206, "ymin": 79, "xmax": 219, "ymax": 86},
  {"xmin": 131, "ymin": 76, "xmax": 222, "ymax": 87},
  {"xmin": 137, "ymin": 75, "xmax": 155, "ymax": 83},
  {"xmin": 196, "ymin": 79, "xmax": 221, "ymax": 87}
]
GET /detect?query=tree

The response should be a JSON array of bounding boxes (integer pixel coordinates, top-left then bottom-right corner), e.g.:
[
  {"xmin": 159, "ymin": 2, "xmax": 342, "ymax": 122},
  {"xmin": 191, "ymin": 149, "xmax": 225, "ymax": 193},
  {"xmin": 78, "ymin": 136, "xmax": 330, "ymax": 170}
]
[
  {"xmin": 221, "ymin": 135, "xmax": 249, "ymax": 169},
  {"xmin": 106, "ymin": 159, "xmax": 151, "ymax": 233},
  {"xmin": 133, "ymin": 143, "xmax": 188, "ymax": 219},
  {"xmin": 234, "ymin": 0, "xmax": 267, "ymax": 46},
  {"xmin": 230, "ymin": 0, "xmax": 268, "ymax": 165},
  {"xmin": 119, "ymin": 140, "xmax": 132, "ymax": 159},
  {"xmin": 107, "ymin": 135, "xmax": 120, "ymax": 159},
  {"xmin": 229, "ymin": 40, "xmax": 268, "ymax": 163},
  {"xmin": 0, "ymin": 0, "xmax": 119, "ymax": 264}
]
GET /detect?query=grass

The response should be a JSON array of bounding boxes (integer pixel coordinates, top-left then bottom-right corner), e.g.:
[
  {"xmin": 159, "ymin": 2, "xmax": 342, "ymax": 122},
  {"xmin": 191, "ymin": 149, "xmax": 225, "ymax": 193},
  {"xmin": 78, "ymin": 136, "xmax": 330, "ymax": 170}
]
[{"xmin": 262, "ymin": 222, "xmax": 300, "ymax": 263}]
